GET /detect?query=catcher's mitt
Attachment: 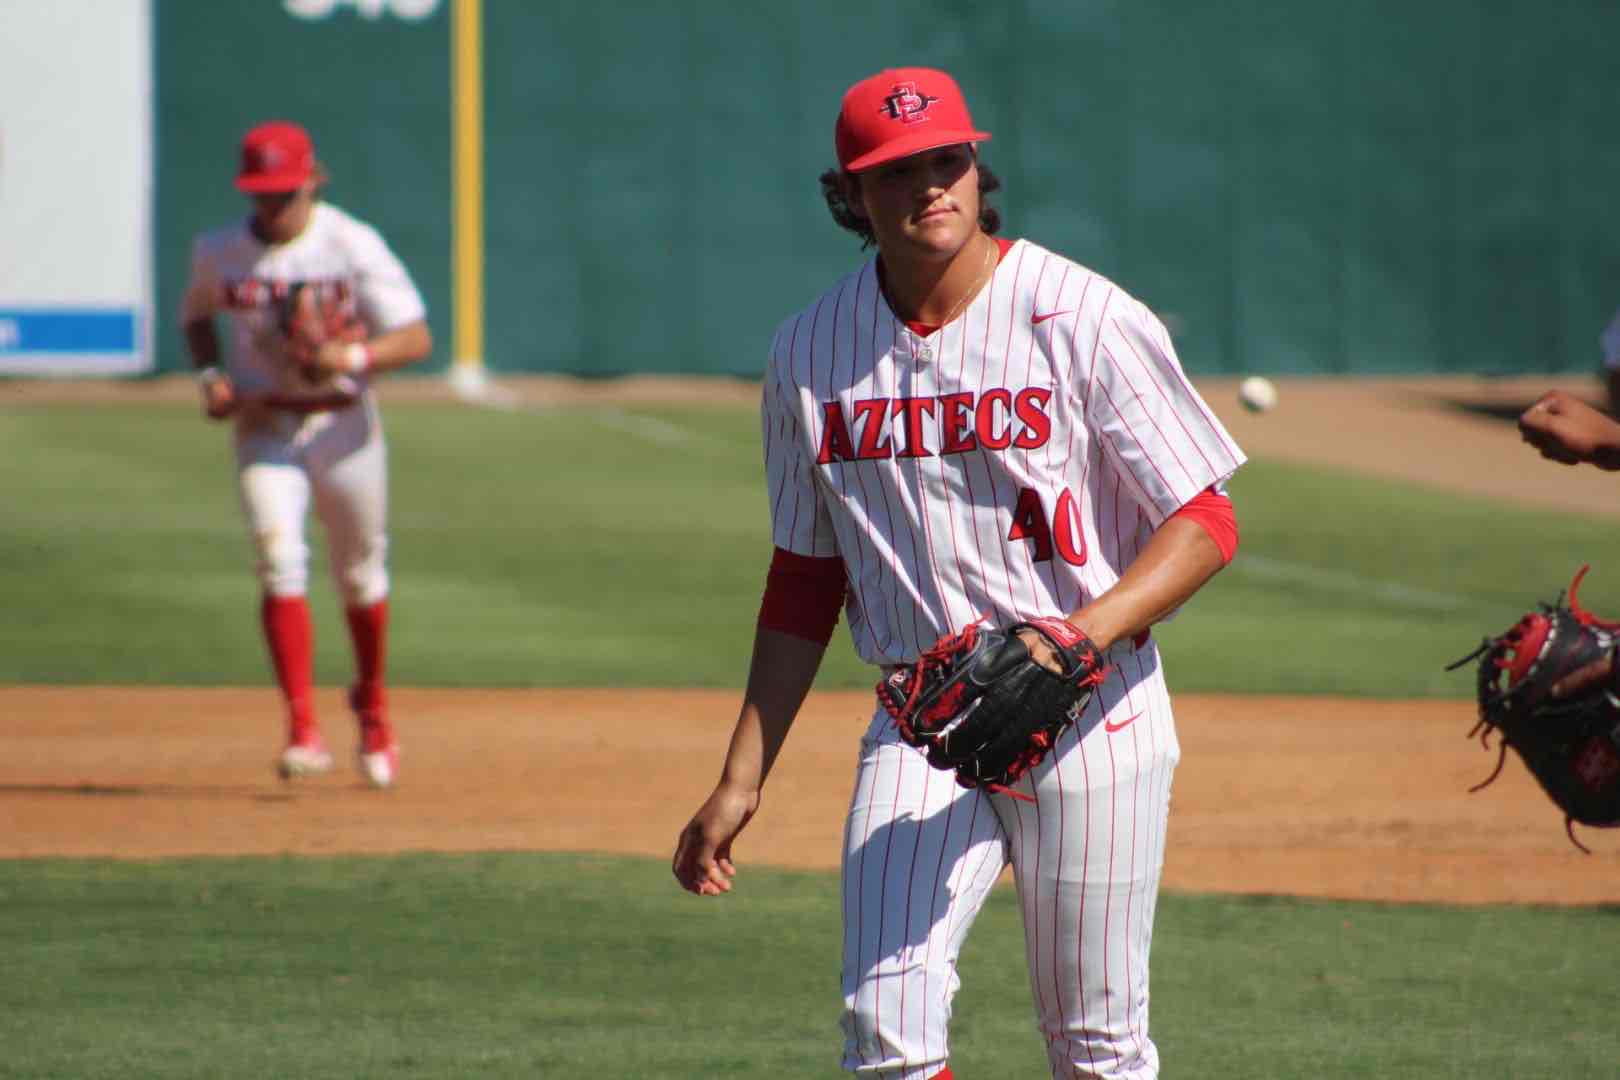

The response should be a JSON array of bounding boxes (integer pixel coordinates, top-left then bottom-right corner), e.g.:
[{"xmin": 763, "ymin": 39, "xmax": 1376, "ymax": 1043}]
[
  {"xmin": 878, "ymin": 616, "xmax": 1109, "ymax": 800},
  {"xmin": 1447, "ymin": 565, "xmax": 1620, "ymax": 851},
  {"xmin": 277, "ymin": 280, "xmax": 364, "ymax": 382}
]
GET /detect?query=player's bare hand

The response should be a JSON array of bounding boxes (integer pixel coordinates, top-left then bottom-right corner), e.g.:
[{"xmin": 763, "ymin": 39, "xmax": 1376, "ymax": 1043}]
[
  {"xmin": 299, "ymin": 340, "xmax": 357, "ymax": 380},
  {"xmin": 1518, "ymin": 391, "xmax": 1620, "ymax": 470},
  {"xmin": 672, "ymin": 782, "xmax": 759, "ymax": 897},
  {"xmin": 200, "ymin": 375, "xmax": 237, "ymax": 421}
]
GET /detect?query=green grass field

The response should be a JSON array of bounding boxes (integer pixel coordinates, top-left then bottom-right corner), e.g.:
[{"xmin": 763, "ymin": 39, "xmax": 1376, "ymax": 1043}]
[
  {"xmin": 5, "ymin": 398, "xmax": 1620, "ymax": 693},
  {"xmin": 3, "ymin": 396, "xmax": 1619, "ymax": 1078},
  {"xmin": 1, "ymin": 854, "xmax": 1616, "ymax": 1079}
]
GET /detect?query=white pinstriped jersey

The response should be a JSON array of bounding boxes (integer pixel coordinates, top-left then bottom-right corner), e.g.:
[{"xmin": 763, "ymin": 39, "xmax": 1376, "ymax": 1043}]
[
  {"xmin": 181, "ymin": 202, "xmax": 427, "ymax": 398},
  {"xmin": 763, "ymin": 238, "xmax": 1246, "ymax": 666},
  {"xmin": 181, "ymin": 202, "xmax": 425, "ymax": 608}
]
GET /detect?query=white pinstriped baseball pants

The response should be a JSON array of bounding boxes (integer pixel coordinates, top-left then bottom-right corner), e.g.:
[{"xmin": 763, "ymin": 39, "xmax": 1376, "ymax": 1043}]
[{"xmin": 839, "ymin": 644, "xmax": 1177, "ymax": 1080}]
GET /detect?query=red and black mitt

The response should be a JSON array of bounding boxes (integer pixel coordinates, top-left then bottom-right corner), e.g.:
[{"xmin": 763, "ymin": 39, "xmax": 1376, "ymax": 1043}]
[
  {"xmin": 878, "ymin": 617, "xmax": 1109, "ymax": 800},
  {"xmin": 278, "ymin": 280, "xmax": 364, "ymax": 382},
  {"xmin": 1447, "ymin": 565, "xmax": 1620, "ymax": 851}
]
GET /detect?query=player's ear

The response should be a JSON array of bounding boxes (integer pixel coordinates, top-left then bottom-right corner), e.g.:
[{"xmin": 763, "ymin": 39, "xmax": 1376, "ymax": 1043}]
[{"xmin": 841, "ymin": 171, "xmax": 868, "ymax": 221}]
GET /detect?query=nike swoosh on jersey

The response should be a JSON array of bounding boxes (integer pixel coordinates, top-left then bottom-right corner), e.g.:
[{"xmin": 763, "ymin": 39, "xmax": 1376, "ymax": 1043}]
[
  {"xmin": 1104, "ymin": 711, "xmax": 1142, "ymax": 734},
  {"xmin": 1031, "ymin": 310, "xmax": 1074, "ymax": 325}
]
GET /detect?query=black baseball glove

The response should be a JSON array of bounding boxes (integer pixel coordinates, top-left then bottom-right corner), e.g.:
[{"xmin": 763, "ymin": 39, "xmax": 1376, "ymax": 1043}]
[
  {"xmin": 1447, "ymin": 565, "xmax": 1620, "ymax": 851},
  {"xmin": 878, "ymin": 616, "xmax": 1109, "ymax": 800}
]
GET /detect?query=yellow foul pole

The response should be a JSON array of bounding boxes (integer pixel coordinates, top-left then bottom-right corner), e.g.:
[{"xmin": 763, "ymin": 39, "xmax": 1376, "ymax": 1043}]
[{"xmin": 450, "ymin": 0, "xmax": 486, "ymax": 394}]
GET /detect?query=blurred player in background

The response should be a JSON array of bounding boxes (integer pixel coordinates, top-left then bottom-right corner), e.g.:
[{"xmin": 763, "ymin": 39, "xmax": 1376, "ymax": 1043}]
[
  {"xmin": 674, "ymin": 68, "xmax": 1243, "ymax": 1078},
  {"xmin": 181, "ymin": 120, "xmax": 432, "ymax": 787}
]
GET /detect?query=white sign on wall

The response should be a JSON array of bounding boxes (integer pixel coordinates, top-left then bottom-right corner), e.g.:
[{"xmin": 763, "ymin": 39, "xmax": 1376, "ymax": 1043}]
[{"xmin": 0, "ymin": 0, "xmax": 152, "ymax": 375}]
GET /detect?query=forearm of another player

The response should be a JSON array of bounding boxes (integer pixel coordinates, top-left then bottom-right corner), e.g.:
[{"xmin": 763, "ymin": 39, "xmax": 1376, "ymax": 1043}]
[
  {"xmin": 1065, "ymin": 516, "xmax": 1228, "ymax": 651},
  {"xmin": 717, "ymin": 626, "xmax": 826, "ymax": 795}
]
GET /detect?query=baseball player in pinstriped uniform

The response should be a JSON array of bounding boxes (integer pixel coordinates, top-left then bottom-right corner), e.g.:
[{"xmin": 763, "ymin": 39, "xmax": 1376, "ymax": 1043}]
[
  {"xmin": 674, "ymin": 69, "xmax": 1245, "ymax": 1078},
  {"xmin": 181, "ymin": 121, "xmax": 432, "ymax": 788}
]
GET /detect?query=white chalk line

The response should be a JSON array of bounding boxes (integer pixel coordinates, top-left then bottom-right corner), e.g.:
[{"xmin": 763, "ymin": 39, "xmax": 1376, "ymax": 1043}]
[
  {"xmin": 1234, "ymin": 554, "xmax": 1469, "ymax": 611},
  {"xmin": 450, "ymin": 379, "xmax": 726, "ymax": 449},
  {"xmin": 586, "ymin": 407, "xmax": 717, "ymax": 448}
]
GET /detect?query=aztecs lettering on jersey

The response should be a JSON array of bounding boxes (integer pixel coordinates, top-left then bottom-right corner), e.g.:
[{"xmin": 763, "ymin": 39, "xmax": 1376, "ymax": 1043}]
[
  {"xmin": 815, "ymin": 387, "xmax": 1053, "ymax": 463},
  {"xmin": 221, "ymin": 277, "xmax": 354, "ymax": 311}
]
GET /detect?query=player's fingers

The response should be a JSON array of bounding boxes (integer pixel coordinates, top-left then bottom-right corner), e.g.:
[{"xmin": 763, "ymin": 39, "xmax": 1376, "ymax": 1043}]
[
  {"xmin": 685, "ymin": 842, "xmax": 736, "ymax": 896},
  {"xmin": 675, "ymin": 862, "xmax": 711, "ymax": 895},
  {"xmin": 1529, "ymin": 390, "xmax": 1566, "ymax": 413},
  {"xmin": 1520, "ymin": 424, "xmax": 1577, "ymax": 462},
  {"xmin": 679, "ymin": 856, "xmax": 731, "ymax": 896},
  {"xmin": 701, "ymin": 857, "xmax": 735, "ymax": 894},
  {"xmin": 673, "ymin": 823, "xmax": 728, "ymax": 895},
  {"xmin": 1538, "ymin": 442, "xmax": 1581, "ymax": 464},
  {"xmin": 711, "ymin": 839, "xmax": 738, "ymax": 883},
  {"xmin": 671, "ymin": 825, "xmax": 701, "ymax": 888}
]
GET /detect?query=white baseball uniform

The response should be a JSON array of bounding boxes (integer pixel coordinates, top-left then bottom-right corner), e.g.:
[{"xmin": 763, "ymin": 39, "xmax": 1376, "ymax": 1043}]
[
  {"xmin": 763, "ymin": 238, "xmax": 1245, "ymax": 1079},
  {"xmin": 181, "ymin": 201, "xmax": 426, "ymax": 604}
]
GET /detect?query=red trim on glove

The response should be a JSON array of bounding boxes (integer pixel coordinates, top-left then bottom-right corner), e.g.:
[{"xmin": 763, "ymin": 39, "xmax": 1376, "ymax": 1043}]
[
  {"xmin": 1171, "ymin": 486, "xmax": 1239, "ymax": 564},
  {"xmin": 1020, "ymin": 615, "xmax": 1086, "ymax": 649},
  {"xmin": 757, "ymin": 547, "xmax": 846, "ymax": 645}
]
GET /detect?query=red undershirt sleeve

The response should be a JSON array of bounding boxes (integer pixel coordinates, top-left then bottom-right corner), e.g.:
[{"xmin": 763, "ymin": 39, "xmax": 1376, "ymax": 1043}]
[
  {"xmin": 757, "ymin": 547, "xmax": 848, "ymax": 645},
  {"xmin": 1170, "ymin": 486, "xmax": 1239, "ymax": 564}
]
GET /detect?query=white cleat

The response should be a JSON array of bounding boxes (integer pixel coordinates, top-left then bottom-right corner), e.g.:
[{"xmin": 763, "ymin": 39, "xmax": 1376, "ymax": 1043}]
[
  {"xmin": 358, "ymin": 744, "xmax": 398, "ymax": 789},
  {"xmin": 277, "ymin": 740, "xmax": 334, "ymax": 780}
]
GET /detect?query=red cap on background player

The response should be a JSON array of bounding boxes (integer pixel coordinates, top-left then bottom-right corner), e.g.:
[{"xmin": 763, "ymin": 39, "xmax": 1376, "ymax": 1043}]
[
  {"xmin": 835, "ymin": 67, "xmax": 992, "ymax": 174},
  {"xmin": 235, "ymin": 121, "xmax": 316, "ymax": 193}
]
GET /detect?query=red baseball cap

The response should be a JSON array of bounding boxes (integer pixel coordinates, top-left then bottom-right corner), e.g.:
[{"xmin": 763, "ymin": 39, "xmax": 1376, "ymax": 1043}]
[
  {"xmin": 235, "ymin": 121, "xmax": 316, "ymax": 193},
  {"xmin": 835, "ymin": 67, "xmax": 991, "ymax": 173}
]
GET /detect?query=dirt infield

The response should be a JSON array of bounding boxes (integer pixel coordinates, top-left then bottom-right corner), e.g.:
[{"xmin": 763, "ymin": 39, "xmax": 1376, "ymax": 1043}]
[
  {"xmin": 4, "ymin": 373, "xmax": 1618, "ymax": 904},
  {"xmin": 2, "ymin": 687, "xmax": 1614, "ymax": 904}
]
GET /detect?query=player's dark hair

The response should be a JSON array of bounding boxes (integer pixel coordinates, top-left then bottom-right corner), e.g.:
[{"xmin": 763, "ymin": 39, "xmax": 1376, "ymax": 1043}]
[{"xmin": 819, "ymin": 160, "xmax": 1003, "ymax": 249}]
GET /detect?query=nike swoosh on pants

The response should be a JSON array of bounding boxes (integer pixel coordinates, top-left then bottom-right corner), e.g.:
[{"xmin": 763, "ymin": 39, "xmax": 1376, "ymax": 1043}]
[{"xmin": 1104, "ymin": 712, "xmax": 1141, "ymax": 733}]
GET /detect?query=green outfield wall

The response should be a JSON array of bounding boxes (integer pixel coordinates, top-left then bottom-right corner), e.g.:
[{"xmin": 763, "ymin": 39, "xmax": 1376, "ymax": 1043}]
[{"xmin": 154, "ymin": 1, "xmax": 1620, "ymax": 379}]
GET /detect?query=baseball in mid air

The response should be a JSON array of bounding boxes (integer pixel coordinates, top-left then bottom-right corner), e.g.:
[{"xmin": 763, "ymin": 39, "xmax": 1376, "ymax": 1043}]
[{"xmin": 1238, "ymin": 375, "xmax": 1278, "ymax": 413}]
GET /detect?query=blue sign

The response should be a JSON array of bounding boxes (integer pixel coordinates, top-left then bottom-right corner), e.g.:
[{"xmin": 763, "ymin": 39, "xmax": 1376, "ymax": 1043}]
[{"xmin": 0, "ymin": 310, "xmax": 138, "ymax": 354}]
